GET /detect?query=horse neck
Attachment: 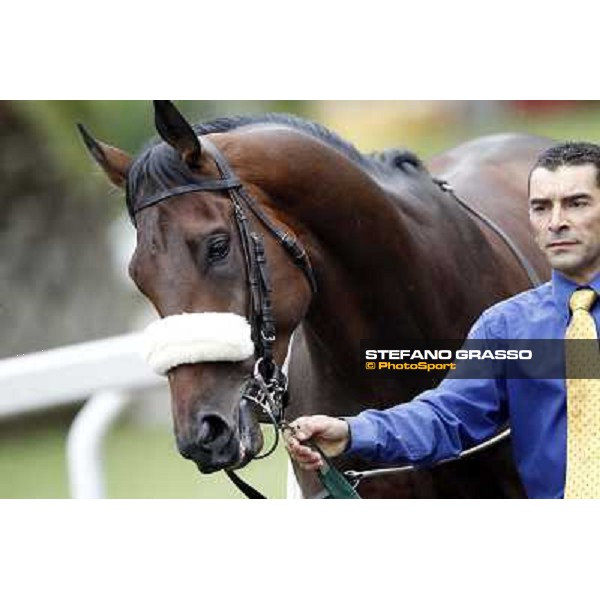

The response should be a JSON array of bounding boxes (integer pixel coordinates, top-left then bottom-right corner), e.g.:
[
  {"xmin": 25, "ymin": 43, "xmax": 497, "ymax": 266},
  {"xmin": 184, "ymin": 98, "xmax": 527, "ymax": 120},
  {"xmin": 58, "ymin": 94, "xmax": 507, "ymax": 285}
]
[{"xmin": 260, "ymin": 146, "xmax": 493, "ymax": 351}]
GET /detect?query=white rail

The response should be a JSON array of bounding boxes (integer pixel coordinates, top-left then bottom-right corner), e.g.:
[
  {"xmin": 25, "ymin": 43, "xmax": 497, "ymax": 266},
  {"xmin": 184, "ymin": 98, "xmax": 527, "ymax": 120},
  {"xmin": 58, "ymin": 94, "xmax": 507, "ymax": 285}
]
[
  {"xmin": 0, "ymin": 333, "xmax": 164, "ymax": 418},
  {"xmin": 0, "ymin": 333, "xmax": 167, "ymax": 498},
  {"xmin": 0, "ymin": 333, "xmax": 295, "ymax": 499},
  {"xmin": 66, "ymin": 390, "xmax": 132, "ymax": 498}
]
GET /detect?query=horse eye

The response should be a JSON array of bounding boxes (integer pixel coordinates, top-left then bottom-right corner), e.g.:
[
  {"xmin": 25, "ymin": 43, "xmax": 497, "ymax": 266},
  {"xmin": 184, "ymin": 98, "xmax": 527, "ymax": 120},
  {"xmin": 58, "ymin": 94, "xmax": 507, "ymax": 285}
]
[{"xmin": 207, "ymin": 235, "xmax": 231, "ymax": 262}]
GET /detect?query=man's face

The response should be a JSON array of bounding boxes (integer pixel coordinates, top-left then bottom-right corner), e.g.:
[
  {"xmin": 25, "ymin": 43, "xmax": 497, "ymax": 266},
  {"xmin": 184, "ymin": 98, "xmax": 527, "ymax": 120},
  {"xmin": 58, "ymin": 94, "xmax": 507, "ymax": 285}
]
[{"xmin": 529, "ymin": 163, "xmax": 600, "ymax": 283}]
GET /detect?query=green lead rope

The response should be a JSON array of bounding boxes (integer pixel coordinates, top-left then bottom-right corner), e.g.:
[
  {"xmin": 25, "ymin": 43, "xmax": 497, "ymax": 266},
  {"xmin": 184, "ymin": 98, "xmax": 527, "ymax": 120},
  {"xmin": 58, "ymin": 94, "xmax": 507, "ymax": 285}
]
[
  {"xmin": 303, "ymin": 440, "xmax": 361, "ymax": 499},
  {"xmin": 225, "ymin": 431, "xmax": 361, "ymax": 499}
]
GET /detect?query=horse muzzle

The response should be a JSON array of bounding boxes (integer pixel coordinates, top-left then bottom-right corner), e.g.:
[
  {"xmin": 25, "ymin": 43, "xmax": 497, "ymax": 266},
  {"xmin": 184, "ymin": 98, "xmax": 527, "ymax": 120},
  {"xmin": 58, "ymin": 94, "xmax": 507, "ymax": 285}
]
[
  {"xmin": 141, "ymin": 311, "xmax": 285, "ymax": 473},
  {"xmin": 177, "ymin": 397, "xmax": 264, "ymax": 474}
]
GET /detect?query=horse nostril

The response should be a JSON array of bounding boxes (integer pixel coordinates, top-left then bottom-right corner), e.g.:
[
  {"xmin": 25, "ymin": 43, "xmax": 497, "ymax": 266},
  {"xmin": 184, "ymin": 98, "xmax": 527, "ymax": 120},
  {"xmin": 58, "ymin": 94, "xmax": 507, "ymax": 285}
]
[
  {"xmin": 198, "ymin": 419, "xmax": 211, "ymax": 443},
  {"xmin": 196, "ymin": 414, "xmax": 229, "ymax": 447}
]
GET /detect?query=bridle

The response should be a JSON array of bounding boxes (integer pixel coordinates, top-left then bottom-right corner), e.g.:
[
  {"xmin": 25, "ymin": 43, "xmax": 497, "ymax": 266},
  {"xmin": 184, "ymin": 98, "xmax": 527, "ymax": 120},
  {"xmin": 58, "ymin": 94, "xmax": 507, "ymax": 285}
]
[
  {"xmin": 129, "ymin": 137, "xmax": 543, "ymax": 500},
  {"xmin": 129, "ymin": 135, "xmax": 317, "ymax": 498}
]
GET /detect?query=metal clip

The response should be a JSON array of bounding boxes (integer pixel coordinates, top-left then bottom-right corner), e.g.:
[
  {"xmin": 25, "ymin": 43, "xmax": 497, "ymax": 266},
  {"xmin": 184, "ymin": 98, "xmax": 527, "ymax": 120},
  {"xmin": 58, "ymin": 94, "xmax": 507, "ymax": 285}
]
[{"xmin": 342, "ymin": 470, "xmax": 364, "ymax": 489}]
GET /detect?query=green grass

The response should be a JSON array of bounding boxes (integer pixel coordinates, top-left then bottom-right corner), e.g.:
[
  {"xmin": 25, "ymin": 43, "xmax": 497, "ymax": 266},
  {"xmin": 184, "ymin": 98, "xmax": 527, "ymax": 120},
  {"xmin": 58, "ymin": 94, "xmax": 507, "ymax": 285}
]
[
  {"xmin": 0, "ymin": 411, "xmax": 73, "ymax": 498},
  {"xmin": 105, "ymin": 421, "xmax": 287, "ymax": 499},
  {"xmin": 0, "ymin": 409, "xmax": 288, "ymax": 499}
]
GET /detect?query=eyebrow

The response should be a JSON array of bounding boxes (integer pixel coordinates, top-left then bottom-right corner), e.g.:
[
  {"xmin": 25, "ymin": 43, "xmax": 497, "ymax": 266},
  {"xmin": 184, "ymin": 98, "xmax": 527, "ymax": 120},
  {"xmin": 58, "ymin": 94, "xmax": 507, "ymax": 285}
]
[
  {"xmin": 563, "ymin": 193, "xmax": 592, "ymax": 202},
  {"xmin": 528, "ymin": 193, "xmax": 592, "ymax": 204}
]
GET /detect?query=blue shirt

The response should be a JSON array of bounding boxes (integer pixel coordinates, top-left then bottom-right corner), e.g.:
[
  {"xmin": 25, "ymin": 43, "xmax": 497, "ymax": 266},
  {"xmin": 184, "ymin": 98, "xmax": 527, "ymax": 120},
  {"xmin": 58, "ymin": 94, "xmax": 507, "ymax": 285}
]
[{"xmin": 347, "ymin": 270, "xmax": 600, "ymax": 498}]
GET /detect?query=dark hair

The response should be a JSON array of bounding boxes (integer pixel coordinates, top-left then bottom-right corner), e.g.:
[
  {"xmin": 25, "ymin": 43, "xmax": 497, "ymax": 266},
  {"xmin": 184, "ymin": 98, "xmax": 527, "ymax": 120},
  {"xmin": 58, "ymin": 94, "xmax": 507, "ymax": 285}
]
[{"xmin": 531, "ymin": 141, "xmax": 600, "ymax": 187}]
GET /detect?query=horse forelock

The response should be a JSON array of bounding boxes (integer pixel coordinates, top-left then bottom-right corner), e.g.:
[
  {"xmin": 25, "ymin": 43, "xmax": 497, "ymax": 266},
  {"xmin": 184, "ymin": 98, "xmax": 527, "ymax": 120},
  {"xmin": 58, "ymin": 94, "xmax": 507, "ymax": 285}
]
[{"xmin": 126, "ymin": 143, "xmax": 197, "ymax": 219}]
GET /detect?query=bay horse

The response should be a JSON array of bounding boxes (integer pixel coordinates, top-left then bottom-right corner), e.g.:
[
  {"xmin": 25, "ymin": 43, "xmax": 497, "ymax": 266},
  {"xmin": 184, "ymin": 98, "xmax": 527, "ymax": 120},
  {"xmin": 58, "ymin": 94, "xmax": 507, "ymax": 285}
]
[{"xmin": 79, "ymin": 101, "xmax": 552, "ymax": 498}]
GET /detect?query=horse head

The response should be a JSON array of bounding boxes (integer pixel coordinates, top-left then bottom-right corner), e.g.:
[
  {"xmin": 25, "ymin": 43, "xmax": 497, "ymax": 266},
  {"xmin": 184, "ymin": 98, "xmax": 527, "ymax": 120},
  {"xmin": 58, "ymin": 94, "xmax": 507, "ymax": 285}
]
[{"xmin": 79, "ymin": 101, "xmax": 313, "ymax": 474}]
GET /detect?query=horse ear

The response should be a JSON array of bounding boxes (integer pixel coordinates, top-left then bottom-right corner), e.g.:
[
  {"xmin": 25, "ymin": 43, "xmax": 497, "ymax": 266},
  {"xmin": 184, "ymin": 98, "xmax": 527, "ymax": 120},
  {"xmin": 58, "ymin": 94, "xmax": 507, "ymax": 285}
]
[
  {"xmin": 77, "ymin": 123, "xmax": 132, "ymax": 189},
  {"xmin": 153, "ymin": 100, "xmax": 202, "ymax": 167}
]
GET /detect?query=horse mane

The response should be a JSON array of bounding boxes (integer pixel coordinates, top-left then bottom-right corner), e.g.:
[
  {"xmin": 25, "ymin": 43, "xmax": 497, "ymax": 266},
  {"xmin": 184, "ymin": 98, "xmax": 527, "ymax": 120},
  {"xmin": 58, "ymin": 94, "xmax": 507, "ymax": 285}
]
[
  {"xmin": 193, "ymin": 113, "xmax": 369, "ymax": 166},
  {"xmin": 191, "ymin": 113, "xmax": 427, "ymax": 175},
  {"xmin": 126, "ymin": 112, "xmax": 428, "ymax": 216}
]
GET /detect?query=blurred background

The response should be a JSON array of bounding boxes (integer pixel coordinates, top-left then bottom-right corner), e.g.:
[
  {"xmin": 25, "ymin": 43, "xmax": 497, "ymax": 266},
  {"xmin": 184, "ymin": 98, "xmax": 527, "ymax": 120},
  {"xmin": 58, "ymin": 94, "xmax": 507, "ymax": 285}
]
[{"xmin": 2, "ymin": 100, "xmax": 600, "ymax": 498}]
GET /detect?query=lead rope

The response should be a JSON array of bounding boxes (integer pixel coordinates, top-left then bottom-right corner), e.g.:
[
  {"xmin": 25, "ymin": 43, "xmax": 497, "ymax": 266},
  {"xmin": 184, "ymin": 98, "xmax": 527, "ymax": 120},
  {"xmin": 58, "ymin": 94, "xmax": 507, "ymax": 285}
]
[
  {"xmin": 279, "ymin": 421, "xmax": 361, "ymax": 499},
  {"xmin": 225, "ymin": 426, "xmax": 360, "ymax": 499}
]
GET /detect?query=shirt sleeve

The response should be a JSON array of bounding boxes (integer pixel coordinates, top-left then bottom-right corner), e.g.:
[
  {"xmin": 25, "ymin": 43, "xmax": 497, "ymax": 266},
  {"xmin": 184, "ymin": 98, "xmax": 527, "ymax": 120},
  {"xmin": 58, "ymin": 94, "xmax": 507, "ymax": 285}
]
[{"xmin": 345, "ymin": 312, "xmax": 508, "ymax": 465}]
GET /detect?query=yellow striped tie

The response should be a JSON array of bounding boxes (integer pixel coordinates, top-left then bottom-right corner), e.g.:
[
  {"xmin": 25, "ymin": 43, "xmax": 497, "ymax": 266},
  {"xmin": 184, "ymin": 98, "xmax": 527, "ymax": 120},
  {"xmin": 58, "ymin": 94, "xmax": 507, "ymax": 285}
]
[{"xmin": 564, "ymin": 288, "xmax": 600, "ymax": 499}]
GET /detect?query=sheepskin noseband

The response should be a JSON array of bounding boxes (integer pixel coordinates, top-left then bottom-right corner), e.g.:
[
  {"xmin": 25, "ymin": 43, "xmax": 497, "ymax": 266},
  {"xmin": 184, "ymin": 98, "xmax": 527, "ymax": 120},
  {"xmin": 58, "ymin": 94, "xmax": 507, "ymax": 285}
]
[{"xmin": 142, "ymin": 312, "xmax": 255, "ymax": 375}]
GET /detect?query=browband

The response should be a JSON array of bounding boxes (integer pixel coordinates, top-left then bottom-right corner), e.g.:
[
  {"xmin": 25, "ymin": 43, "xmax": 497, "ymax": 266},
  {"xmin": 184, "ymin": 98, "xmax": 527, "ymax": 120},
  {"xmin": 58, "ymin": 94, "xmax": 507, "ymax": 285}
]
[{"xmin": 133, "ymin": 178, "xmax": 242, "ymax": 214}]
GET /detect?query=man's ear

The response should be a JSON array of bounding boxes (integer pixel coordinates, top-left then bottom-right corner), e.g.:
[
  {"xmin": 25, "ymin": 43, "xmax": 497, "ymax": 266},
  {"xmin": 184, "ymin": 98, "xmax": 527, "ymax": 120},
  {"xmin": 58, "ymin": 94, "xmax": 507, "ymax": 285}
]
[
  {"xmin": 153, "ymin": 100, "xmax": 202, "ymax": 168},
  {"xmin": 77, "ymin": 123, "xmax": 132, "ymax": 188}
]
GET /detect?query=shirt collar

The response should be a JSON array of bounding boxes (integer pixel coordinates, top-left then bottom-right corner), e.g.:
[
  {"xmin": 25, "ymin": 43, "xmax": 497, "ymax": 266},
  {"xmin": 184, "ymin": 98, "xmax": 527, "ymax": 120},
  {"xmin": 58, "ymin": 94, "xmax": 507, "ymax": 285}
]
[{"xmin": 552, "ymin": 270, "xmax": 600, "ymax": 317}]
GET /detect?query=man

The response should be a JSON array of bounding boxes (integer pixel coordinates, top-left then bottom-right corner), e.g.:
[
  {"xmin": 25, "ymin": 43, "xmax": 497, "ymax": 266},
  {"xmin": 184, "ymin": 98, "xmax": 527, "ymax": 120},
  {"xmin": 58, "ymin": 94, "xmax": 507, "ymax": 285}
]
[{"xmin": 286, "ymin": 141, "xmax": 600, "ymax": 499}]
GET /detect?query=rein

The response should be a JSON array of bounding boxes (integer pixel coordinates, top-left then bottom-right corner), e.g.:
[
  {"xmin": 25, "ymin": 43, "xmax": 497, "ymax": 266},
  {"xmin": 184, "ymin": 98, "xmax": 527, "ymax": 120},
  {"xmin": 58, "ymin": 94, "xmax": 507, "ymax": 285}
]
[
  {"xmin": 434, "ymin": 179, "xmax": 543, "ymax": 287},
  {"xmin": 334, "ymin": 179, "xmax": 543, "ymax": 491}
]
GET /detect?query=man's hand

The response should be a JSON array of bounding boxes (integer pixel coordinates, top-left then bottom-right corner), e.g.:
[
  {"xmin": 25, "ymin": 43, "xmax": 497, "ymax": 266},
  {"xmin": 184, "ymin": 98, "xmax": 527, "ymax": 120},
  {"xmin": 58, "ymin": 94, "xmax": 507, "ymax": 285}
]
[{"xmin": 284, "ymin": 415, "xmax": 350, "ymax": 471}]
